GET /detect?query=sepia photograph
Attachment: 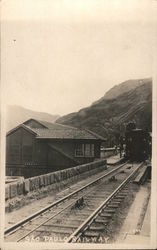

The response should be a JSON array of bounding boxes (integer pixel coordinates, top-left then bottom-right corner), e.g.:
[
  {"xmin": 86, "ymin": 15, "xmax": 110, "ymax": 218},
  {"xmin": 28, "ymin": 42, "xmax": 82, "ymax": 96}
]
[{"xmin": 1, "ymin": 0, "xmax": 157, "ymax": 249}]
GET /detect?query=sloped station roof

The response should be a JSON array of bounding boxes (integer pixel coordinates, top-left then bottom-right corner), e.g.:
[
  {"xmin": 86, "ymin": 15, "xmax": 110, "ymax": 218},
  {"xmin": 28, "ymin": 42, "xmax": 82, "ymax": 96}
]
[{"xmin": 7, "ymin": 118, "xmax": 106, "ymax": 141}]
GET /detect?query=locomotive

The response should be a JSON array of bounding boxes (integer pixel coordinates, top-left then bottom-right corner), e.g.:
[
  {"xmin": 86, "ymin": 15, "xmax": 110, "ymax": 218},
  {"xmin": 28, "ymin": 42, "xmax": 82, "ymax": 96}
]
[{"xmin": 124, "ymin": 122, "xmax": 151, "ymax": 161}]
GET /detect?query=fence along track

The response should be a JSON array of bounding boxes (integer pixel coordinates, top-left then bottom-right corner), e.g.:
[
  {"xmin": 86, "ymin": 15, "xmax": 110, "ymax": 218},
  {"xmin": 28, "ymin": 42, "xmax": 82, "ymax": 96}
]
[
  {"xmin": 5, "ymin": 161, "xmax": 128, "ymax": 239},
  {"xmin": 66, "ymin": 162, "xmax": 143, "ymax": 243}
]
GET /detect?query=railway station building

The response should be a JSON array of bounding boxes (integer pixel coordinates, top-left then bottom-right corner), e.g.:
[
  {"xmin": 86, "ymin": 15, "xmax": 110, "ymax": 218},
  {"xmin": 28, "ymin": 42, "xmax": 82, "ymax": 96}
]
[{"xmin": 6, "ymin": 119, "xmax": 106, "ymax": 177}]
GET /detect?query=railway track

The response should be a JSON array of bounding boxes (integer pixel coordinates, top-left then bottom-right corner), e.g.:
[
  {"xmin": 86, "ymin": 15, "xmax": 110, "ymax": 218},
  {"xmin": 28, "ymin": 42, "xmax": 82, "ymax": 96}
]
[{"xmin": 4, "ymin": 161, "xmax": 143, "ymax": 242}]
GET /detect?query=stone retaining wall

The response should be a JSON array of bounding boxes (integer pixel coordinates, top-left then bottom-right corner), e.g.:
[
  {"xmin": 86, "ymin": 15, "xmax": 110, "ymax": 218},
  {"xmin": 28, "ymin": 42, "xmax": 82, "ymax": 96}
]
[{"xmin": 5, "ymin": 159, "xmax": 107, "ymax": 200}]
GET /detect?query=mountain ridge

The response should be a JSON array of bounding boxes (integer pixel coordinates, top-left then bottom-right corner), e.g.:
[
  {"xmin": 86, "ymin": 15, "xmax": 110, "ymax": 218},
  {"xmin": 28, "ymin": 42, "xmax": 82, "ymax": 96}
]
[
  {"xmin": 56, "ymin": 78, "xmax": 152, "ymax": 146},
  {"xmin": 92, "ymin": 77, "xmax": 151, "ymax": 104}
]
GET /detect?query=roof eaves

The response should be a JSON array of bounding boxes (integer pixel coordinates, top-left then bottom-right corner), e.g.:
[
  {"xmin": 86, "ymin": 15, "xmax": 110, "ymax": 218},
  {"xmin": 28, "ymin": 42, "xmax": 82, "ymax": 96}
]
[
  {"xmin": 7, "ymin": 124, "xmax": 37, "ymax": 136},
  {"xmin": 36, "ymin": 136, "xmax": 105, "ymax": 140},
  {"xmin": 84, "ymin": 129, "xmax": 106, "ymax": 141}
]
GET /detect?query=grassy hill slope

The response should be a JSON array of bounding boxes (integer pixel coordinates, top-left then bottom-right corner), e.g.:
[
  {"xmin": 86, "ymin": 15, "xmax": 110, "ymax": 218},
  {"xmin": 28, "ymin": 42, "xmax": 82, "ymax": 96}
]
[{"xmin": 57, "ymin": 78, "xmax": 152, "ymax": 146}]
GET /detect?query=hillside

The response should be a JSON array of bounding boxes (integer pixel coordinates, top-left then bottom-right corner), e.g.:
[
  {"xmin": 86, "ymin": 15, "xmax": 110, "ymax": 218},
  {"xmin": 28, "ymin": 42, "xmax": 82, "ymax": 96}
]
[
  {"xmin": 56, "ymin": 78, "xmax": 152, "ymax": 146},
  {"xmin": 6, "ymin": 105, "xmax": 59, "ymax": 131},
  {"xmin": 93, "ymin": 78, "xmax": 151, "ymax": 104}
]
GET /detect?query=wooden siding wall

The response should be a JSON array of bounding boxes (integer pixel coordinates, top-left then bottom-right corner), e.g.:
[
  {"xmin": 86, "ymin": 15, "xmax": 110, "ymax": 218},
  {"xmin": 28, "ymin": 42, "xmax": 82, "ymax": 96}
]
[
  {"xmin": 6, "ymin": 128, "xmax": 34, "ymax": 165},
  {"xmin": 49, "ymin": 140, "xmax": 75, "ymax": 158},
  {"xmin": 48, "ymin": 147, "xmax": 76, "ymax": 171},
  {"xmin": 33, "ymin": 141, "xmax": 48, "ymax": 165},
  {"xmin": 6, "ymin": 129, "xmax": 21, "ymax": 164},
  {"xmin": 6, "ymin": 128, "xmax": 48, "ymax": 166},
  {"xmin": 47, "ymin": 140, "xmax": 101, "ymax": 165},
  {"xmin": 6, "ymin": 128, "xmax": 102, "ymax": 178}
]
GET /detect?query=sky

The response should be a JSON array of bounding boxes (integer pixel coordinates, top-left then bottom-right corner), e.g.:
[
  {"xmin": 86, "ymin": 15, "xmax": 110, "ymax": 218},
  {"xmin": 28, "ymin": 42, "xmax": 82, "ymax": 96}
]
[{"xmin": 1, "ymin": 0, "xmax": 157, "ymax": 116}]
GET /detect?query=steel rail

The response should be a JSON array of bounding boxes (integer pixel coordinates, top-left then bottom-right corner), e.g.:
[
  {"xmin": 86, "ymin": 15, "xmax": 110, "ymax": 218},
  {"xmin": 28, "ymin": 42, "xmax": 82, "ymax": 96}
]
[
  {"xmin": 16, "ymin": 198, "xmax": 79, "ymax": 241},
  {"xmin": 4, "ymin": 161, "xmax": 127, "ymax": 237},
  {"xmin": 16, "ymin": 161, "xmax": 130, "ymax": 241},
  {"xmin": 66, "ymin": 162, "xmax": 143, "ymax": 243}
]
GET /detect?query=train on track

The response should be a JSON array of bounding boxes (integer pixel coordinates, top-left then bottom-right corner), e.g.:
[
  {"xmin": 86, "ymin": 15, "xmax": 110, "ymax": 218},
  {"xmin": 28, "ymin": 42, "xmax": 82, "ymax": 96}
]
[{"xmin": 124, "ymin": 122, "xmax": 151, "ymax": 161}]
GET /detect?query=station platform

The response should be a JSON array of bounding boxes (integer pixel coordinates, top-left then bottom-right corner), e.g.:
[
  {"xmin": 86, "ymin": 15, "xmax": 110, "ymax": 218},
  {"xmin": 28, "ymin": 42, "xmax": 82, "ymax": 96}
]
[
  {"xmin": 121, "ymin": 207, "xmax": 151, "ymax": 245},
  {"xmin": 107, "ymin": 154, "xmax": 123, "ymax": 165},
  {"xmin": 140, "ymin": 196, "xmax": 151, "ymax": 237},
  {"xmin": 123, "ymin": 199, "xmax": 151, "ymax": 245},
  {"xmin": 117, "ymin": 181, "xmax": 151, "ymax": 246},
  {"xmin": 122, "ymin": 234, "xmax": 150, "ymax": 245}
]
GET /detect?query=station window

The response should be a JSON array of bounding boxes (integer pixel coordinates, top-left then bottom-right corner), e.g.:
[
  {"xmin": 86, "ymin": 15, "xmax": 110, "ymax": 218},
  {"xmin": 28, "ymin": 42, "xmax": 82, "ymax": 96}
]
[
  {"xmin": 75, "ymin": 143, "xmax": 94, "ymax": 157},
  {"xmin": 85, "ymin": 144, "xmax": 91, "ymax": 156},
  {"xmin": 85, "ymin": 144, "xmax": 94, "ymax": 157},
  {"xmin": 75, "ymin": 144, "xmax": 84, "ymax": 157}
]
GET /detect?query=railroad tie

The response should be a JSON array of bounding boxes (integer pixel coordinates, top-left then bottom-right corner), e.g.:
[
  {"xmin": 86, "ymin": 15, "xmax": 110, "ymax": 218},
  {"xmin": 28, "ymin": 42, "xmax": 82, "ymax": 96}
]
[
  {"xmin": 75, "ymin": 212, "xmax": 91, "ymax": 216},
  {"xmin": 83, "ymin": 231, "xmax": 100, "ymax": 237},
  {"xmin": 99, "ymin": 212, "xmax": 112, "ymax": 218},
  {"xmin": 37, "ymin": 225, "xmax": 74, "ymax": 234},
  {"xmin": 110, "ymin": 201, "xmax": 121, "ymax": 205},
  {"xmin": 116, "ymin": 195, "xmax": 126, "ymax": 199},
  {"xmin": 103, "ymin": 208, "xmax": 115, "ymax": 213},
  {"xmin": 120, "ymin": 191, "xmax": 129, "ymax": 195},
  {"xmin": 113, "ymin": 198, "xmax": 123, "ymax": 202},
  {"xmin": 44, "ymin": 223, "xmax": 78, "ymax": 229},
  {"xmin": 95, "ymin": 218, "xmax": 109, "ymax": 224},
  {"xmin": 122, "ymin": 188, "xmax": 129, "ymax": 191},
  {"xmin": 87, "ymin": 195, "xmax": 108, "ymax": 199},
  {"xmin": 89, "ymin": 225, "xmax": 105, "ymax": 231},
  {"xmin": 107, "ymin": 204, "xmax": 119, "ymax": 208}
]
